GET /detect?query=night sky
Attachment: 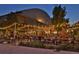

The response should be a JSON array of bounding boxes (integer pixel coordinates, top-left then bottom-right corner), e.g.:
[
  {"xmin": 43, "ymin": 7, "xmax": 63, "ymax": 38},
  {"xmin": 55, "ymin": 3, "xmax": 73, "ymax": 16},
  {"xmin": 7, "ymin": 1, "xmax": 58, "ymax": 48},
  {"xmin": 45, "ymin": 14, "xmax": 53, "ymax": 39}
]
[{"xmin": 0, "ymin": 4, "xmax": 79, "ymax": 24}]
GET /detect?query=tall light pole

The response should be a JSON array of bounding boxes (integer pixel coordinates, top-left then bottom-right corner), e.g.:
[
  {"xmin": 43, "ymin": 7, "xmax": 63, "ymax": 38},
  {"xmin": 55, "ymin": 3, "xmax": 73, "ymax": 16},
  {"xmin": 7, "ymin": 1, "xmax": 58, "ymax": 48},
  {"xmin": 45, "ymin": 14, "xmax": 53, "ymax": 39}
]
[{"xmin": 14, "ymin": 23, "xmax": 17, "ymax": 39}]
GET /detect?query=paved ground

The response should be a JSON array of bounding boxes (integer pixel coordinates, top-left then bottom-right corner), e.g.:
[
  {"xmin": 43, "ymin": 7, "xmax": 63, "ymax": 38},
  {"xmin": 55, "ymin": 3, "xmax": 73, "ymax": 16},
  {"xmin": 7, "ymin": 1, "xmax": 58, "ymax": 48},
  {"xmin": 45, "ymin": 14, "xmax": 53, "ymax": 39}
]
[{"xmin": 0, "ymin": 44, "xmax": 79, "ymax": 54}]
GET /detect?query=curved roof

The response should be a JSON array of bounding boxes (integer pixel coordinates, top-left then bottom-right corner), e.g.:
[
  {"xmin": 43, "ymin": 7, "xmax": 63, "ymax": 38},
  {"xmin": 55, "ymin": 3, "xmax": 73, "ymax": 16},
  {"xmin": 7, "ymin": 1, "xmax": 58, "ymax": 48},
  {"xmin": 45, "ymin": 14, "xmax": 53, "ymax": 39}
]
[
  {"xmin": 0, "ymin": 8, "xmax": 51, "ymax": 27},
  {"xmin": 17, "ymin": 8, "xmax": 51, "ymax": 25}
]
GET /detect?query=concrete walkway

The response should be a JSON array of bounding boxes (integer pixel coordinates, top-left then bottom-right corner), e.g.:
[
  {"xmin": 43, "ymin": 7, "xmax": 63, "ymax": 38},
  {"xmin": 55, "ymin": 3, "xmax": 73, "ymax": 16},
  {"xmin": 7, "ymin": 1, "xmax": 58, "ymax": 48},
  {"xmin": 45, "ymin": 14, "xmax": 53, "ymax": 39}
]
[{"xmin": 0, "ymin": 44, "xmax": 78, "ymax": 54}]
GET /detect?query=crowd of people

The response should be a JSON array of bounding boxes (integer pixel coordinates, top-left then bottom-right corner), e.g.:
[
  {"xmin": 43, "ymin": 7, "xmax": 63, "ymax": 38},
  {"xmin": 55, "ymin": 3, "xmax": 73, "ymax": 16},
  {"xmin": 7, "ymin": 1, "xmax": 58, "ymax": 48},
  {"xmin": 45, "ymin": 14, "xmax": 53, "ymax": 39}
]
[{"xmin": 0, "ymin": 30, "xmax": 79, "ymax": 46}]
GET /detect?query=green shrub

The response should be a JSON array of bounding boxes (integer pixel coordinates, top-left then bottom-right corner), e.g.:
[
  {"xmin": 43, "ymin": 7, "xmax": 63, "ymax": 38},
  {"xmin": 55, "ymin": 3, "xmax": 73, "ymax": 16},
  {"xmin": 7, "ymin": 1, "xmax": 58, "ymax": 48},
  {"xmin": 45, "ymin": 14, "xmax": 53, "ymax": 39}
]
[
  {"xmin": 44, "ymin": 44, "xmax": 54, "ymax": 49},
  {"xmin": 58, "ymin": 43, "xmax": 74, "ymax": 50},
  {"xmin": 73, "ymin": 44, "xmax": 79, "ymax": 52},
  {"xmin": 30, "ymin": 40, "xmax": 44, "ymax": 48}
]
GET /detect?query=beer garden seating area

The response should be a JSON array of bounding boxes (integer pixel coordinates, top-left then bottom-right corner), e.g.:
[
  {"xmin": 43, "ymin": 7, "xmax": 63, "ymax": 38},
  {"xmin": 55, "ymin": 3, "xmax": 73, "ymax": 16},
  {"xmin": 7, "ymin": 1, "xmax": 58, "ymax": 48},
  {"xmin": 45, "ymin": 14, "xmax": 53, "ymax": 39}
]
[{"xmin": 0, "ymin": 22, "xmax": 79, "ymax": 52}]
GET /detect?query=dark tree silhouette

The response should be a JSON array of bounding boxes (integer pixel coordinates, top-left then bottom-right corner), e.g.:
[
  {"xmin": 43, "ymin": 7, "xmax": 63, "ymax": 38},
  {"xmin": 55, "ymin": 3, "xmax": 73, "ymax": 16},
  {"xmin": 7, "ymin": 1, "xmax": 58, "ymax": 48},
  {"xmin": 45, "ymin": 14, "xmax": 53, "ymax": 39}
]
[
  {"xmin": 51, "ymin": 5, "xmax": 69, "ymax": 25},
  {"xmin": 51, "ymin": 5, "xmax": 70, "ymax": 32}
]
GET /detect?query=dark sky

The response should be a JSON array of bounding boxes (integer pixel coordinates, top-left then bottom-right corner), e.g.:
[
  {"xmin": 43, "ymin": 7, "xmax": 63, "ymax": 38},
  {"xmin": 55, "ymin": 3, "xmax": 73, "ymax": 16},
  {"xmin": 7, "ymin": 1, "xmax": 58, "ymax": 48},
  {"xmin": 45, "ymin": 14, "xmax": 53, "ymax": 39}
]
[{"xmin": 0, "ymin": 4, "xmax": 79, "ymax": 24}]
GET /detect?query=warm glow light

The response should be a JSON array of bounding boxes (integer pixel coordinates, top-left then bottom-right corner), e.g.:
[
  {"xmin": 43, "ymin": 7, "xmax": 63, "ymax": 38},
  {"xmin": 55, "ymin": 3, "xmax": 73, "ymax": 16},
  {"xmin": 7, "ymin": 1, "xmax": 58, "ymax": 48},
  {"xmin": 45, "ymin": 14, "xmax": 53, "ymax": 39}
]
[
  {"xmin": 66, "ymin": 30, "xmax": 69, "ymax": 32},
  {"xmin": 37, "ymin": 18, "xmax": 44, "ymax": 23},
  {"xmin": 53, "ymin": 31, "xmax": 57, "ymax": 34},
  {"xmin": 71, "ymin": 29, "xmax": 74, "ymax": 32}
]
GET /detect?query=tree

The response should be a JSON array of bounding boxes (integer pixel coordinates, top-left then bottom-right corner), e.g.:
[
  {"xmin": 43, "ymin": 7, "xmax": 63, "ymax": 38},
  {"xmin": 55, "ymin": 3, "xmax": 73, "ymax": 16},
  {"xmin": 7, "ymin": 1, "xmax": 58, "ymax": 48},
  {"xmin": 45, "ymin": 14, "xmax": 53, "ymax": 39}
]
[
  {"xmin": 51, "ymin": 5, "xmax": 70, "ymax": 32},
  {"xmin": 51, "ymin": 5, "xmax": 69, "ymax": 25}
]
